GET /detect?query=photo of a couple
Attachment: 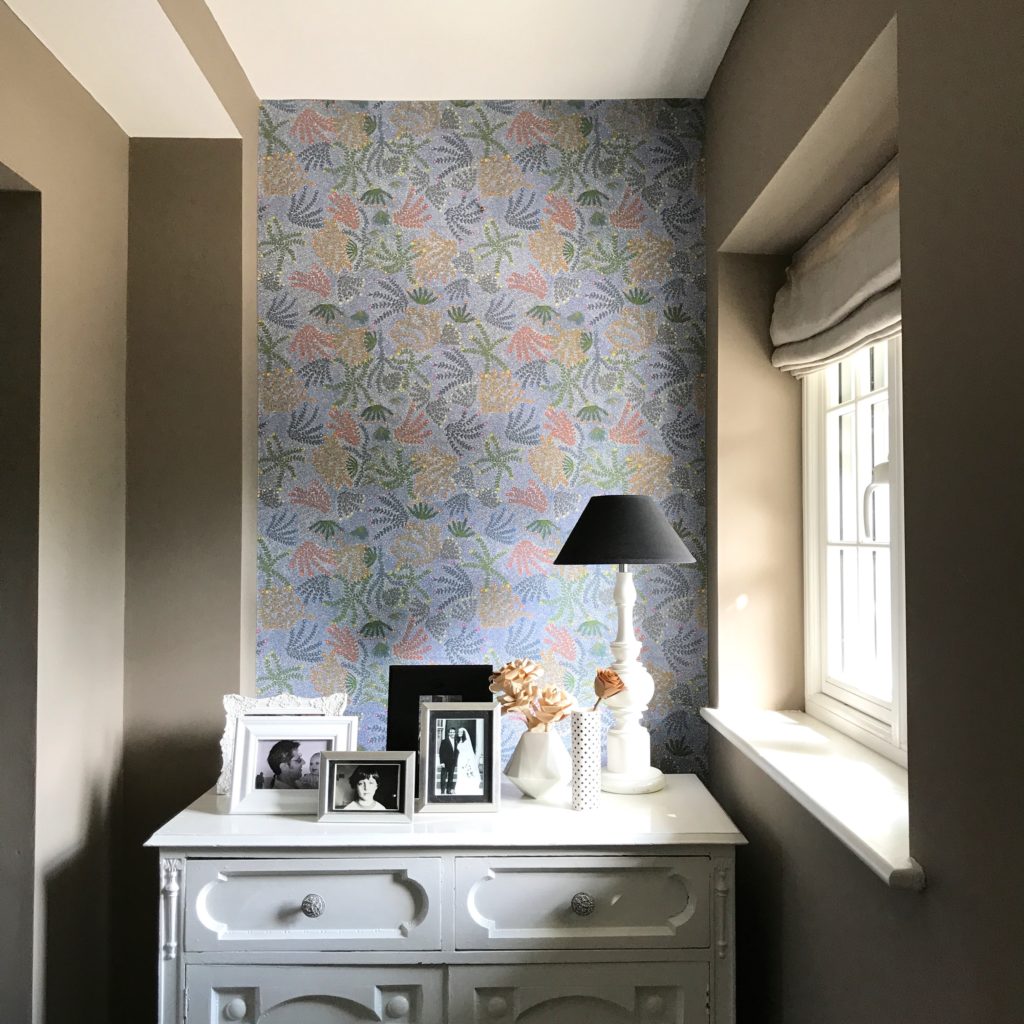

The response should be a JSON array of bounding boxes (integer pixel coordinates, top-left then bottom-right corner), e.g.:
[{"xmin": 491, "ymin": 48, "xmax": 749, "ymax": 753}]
[{"xmin": 435, "ymin": 720, "xmax": 483, "ymax": 797}]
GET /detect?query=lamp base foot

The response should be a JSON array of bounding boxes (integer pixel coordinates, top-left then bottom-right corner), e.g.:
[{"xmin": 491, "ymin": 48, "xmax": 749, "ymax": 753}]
[{"xmin": 601, "ymin": 765, "xmax": 665, "ymax": 795}]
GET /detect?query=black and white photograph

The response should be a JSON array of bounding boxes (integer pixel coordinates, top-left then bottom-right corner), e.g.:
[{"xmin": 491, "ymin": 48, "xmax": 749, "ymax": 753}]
[
  {"xmin": 418, "ymin": 702, "xmax": 500, "ymax": 812},
  {"xmin": 318, "ymin": 751, "xmax": 416, "ymax": 823},
  {"xmin": 254, "ymin": 739, "xmax": 327, "ymax": 790},
  {"xmin": 228, "ymin": 714, "xmax": 358, "ymax": 814},
  {"xmin": 434, "ymin": 718, "xmax": 484, "ymax": 797},
  {"xmin": 331, "ymin": 761, "xmax": 400, "ymax": 811}
]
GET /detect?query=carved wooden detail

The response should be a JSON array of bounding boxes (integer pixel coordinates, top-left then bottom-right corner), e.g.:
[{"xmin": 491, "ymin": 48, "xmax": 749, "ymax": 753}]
[
  {"xmin": 714, "ymin": 864, "xmax": 730, "ymax": 960},
  {"xmin": 159, "ymin": 858, "xmax": 183, "ymax": 962}
]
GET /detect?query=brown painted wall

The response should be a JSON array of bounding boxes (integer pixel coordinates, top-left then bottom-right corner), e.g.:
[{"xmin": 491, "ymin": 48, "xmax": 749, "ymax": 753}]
[
  {"xmin": 156, "ymin": 0, "xmax": 260, "ymax": 692},
  {"xmin": 119, "ymin": 10, "xmax": 256, "ymax": 1017},
  {"xmin": 121, "ymin": 137, "xmax": 246, "ymax": 1013},
  {"xmin": 706, "ymin": 1, "xmax": 1024, "ymax": 1021},
  {"xmin": 0, "ymin": 184, "xmax": 41, "ymax": 1024},
  {"xmin": 0, "ymin": 6, "xmax": 129, "ymax": 1022}
]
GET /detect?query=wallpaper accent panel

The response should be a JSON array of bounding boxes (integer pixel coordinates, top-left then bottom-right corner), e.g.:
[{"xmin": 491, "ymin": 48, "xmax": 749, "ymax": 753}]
[{"xmin": 257, "ymin": 100, "xmax": 707, "ymax": 772}]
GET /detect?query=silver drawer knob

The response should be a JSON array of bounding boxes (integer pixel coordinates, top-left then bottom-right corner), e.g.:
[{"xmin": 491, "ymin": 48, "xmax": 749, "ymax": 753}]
[
  {"xmin": 301, "ymin": 893, "xmax": 326, "ymax": 918},
  {"xmin": 486, "ymin": 995, "xmax": 509, "ymax": 1017},
  {"xmin": 385, "ymin": 995, "xmax": 410, "ymax": 1018},
  {"xmin": 570, "ymin": 891, "xmax": 596, "ymax": 916},
  {"xmin": 643, "ymin": 994, "xmax": 665, "ymax": 1015},
  {"xmin": 223, "ymin": 997, "xmax": 247, "ymax": 1021}
]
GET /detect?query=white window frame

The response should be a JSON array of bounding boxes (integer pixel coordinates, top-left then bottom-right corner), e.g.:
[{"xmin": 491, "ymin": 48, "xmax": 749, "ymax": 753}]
[{"xmin": 803, "ymin": 336, "xmax": 907, "ymax": 767}]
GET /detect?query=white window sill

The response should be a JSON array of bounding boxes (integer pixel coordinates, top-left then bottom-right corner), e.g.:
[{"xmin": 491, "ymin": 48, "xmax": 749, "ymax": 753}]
[{"xmin": 702, "ymin": 707, "xmax": 925, "ymax": 890}]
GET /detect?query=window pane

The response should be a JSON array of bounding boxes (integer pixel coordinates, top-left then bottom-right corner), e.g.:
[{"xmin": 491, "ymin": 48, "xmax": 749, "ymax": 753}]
[
  {"xmin": 826, "ymin": 410, "xmax": 857, "ymax": 543},
  {"xmin": 863, "ymin": 547, "xmax": 894, "ymax": 703},
  {"xmin": 825, "ymin": 545, "xmax": 893, "ymax": 702},
  {"xmin": 867, "ymin": 342, "xmax": 888, "ymax": 393},
  {"xmin": 826, "ymin": 545, "xmax": 860, "ymax": 682},
  {"xmin": 868, "ymin": 398, "xmax": 890, "ymax": 543},
  {"xmin": 827, "ymin": 357, "xmax": 856, "ymax": 407}
]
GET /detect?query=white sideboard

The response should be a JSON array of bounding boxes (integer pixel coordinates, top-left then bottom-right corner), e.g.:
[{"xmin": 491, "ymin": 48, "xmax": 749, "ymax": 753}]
[{"xmin": 146, "ymin": 775, "xmax": 744, "ymax": 1024}]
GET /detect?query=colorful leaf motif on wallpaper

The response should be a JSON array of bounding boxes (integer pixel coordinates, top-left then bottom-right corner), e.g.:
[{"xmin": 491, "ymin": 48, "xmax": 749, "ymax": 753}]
[{"xmin": 257, "ymin": 99, "xmax": 707, "ymax": 773}]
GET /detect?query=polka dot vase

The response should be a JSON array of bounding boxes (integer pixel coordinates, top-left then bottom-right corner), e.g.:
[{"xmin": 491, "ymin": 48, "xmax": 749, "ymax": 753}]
[{"xmin": 571, "ymin": 709, "xmax": 601, "ymax": 811}]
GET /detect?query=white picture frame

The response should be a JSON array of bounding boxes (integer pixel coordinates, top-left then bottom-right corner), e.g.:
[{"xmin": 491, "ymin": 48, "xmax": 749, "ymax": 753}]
[
  {"xmin": 318, "ymin": 751, "xmax": 416, "ymax": 824},
  {"xmin": 229, "ymin": 714, "xmax": 358, "ymax": 814},
  {"xmin": 216, "ymin": 692, "xmax": 348, "ymax": 795},
  {"xmin": 417, "ymin": 702, "xmax": 500, "ymax": 813}
]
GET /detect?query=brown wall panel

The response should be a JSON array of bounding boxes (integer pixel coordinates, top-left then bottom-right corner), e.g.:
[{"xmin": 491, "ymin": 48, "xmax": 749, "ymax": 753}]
[
  {"xmin": 706, "ymin": 0, "xmax": 1024, "ymax": 1020},
  {"xmin": 0, "ymin": 7, "xmax": 129, "ymax": 1021},
  {"xmin": 0, "ymin": 184, "xmax": 41, "ymax": 1024},
  {"xmin": 122, "ymin": 137, "xmax": 245, "ymax": 1016}
]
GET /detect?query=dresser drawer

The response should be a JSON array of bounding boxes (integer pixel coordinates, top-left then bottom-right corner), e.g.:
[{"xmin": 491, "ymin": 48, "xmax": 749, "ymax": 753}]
[
  {"xmin": 449, "ymin": 962, "xmax": 709, "ymax": 1023},
  {"xmin": 187, "ymin": 964, "xmax": 443, "ymax": 1023},
  {"xmin": 185, "ymin": 857, "xmax": 441, "ymax": 951},
  {"xmin": 454, "ymin": 855, "xmax": 710, "ymax": 950}
]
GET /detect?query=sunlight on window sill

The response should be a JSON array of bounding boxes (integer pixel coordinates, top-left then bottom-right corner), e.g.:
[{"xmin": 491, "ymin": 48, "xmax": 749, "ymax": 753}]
[{"xmin": 702, "ymin": 706, "xmax": 925, "ymax": 890}]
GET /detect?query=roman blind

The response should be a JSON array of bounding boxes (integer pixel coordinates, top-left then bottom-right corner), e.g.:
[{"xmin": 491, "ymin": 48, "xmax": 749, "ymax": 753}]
[{"xmin": 770, "ymin": 156, "xmax": 900, "ymax": 377}]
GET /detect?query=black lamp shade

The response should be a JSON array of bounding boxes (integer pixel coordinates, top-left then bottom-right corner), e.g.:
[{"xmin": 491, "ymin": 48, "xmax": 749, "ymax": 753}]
[{"xmin": 553, "ymin": 495, "xmax": 695, "ymax": 565}]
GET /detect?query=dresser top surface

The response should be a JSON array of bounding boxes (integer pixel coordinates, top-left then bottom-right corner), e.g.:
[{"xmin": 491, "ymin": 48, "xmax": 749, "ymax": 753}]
[{"xmin": 146, "ymin": 774, "xmax": 745, "ymax": 850}]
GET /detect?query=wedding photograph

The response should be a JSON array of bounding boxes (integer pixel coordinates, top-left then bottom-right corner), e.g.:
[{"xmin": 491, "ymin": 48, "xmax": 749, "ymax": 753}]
[
  {"xmin": 433, "ymin": 718, "xmax": 484, "ymax": 797},
  {"xmin": 418, "ymin": 702, "xmax": 500, "ymax": 812}
]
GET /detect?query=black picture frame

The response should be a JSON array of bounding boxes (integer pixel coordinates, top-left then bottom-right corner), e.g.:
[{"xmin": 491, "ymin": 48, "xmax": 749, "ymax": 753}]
[{"xmin": 386, "ymin": 664, "xmax": 493, "ymax": 785}]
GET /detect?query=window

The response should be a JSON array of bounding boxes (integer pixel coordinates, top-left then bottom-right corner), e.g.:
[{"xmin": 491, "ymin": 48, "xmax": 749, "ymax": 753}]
[{"xmin": 803, "ymin": 337, "xmax": 907, "ymax": 764}]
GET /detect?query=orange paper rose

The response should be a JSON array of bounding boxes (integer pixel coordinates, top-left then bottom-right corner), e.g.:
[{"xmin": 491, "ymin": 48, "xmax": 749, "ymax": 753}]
[
  {"xmin": 534, "ymin": 685, "xmax": 577, "ymax": 727},
  {"xmin": 489, "ymin": 659, "xmax": 575, "ymax": 732},
  {"xmin": 593, "ymin": 667, "xmax": 625, "ymax": 709}
]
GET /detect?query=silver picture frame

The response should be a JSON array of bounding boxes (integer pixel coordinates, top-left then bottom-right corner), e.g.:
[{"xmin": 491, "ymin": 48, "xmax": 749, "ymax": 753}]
[
  {"xmin": 317, "ymin": 750, "xmax": 416, "ymax": 824},
  {"xmin": 417, "ymin": 701, "xmax": 501, "ymax": 813}
]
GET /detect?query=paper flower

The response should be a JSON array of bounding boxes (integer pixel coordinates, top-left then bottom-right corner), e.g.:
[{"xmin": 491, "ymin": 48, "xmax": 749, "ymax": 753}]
[
  {"xmin": 593, "ymin": 667, "xmax": 625, "ymax": 709},
  {"xmin": 489, "ymin": 659, "xmax": 574, "ymax": 732},
  {"xmin": 534, "ymin": 685, "xmax": 577, "ymax": 727}
]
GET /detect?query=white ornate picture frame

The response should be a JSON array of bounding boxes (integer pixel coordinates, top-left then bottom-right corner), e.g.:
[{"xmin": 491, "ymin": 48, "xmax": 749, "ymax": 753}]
[
  {"xmin": 217, "ymin": 692, "xmax": 348, "ymax": 795},
  {"xmin": 229, "ymin": 714, "xmax": 358, "ymax": 814}
]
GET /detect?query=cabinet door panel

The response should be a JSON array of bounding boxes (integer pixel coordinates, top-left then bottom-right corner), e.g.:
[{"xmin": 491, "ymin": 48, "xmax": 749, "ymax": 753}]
[
  {"xmin": 449, "ymin": 963, "xmax": 708, "ymax": 1024},
  {"xmin": 186, "ymin": 857, "xmax": 441, "ymax": 951},
  {"xmin": 455, "ymin": 856, "xmax": 710, "ymax": 949},
  {"xmin": 186, "ymin": 965, "xmax": 442, "ymax": 1024}
]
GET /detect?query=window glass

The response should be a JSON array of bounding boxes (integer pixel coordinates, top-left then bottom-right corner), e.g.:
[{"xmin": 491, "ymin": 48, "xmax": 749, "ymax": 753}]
[{"xmin": 806, "ymin": 337, "xmax": 904, "ymax": 754}]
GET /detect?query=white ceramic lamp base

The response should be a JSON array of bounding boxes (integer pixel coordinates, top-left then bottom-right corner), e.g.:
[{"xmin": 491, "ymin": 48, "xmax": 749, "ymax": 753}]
[{"xmin": 601, "ymin": 568, "xmax": 665, "ymax": 795}]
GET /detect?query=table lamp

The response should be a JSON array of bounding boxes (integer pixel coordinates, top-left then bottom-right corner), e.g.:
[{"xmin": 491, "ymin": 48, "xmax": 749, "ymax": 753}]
[{"xmin": 553, "ymin": 495, "xmax": 695, "ymax": 794}]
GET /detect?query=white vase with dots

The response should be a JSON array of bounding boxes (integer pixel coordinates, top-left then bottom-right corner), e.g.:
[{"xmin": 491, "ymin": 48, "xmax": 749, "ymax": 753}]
[{"xmin": 571, "ymin": 709, "xmax": 601, "ymax": 811}]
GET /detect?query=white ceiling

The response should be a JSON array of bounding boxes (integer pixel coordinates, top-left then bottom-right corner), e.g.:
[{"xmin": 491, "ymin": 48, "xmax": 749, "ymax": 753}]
[
  {"xmin": 206, "ymin": 0, "xmax": 749, "ymax": 101},
  {"xmin": 6, "ymin": 0, "xmax": 239, "ymax": 137},
  {"xmin": 8, "ymin": 0, "xmax": 748, "ymax": 137}
]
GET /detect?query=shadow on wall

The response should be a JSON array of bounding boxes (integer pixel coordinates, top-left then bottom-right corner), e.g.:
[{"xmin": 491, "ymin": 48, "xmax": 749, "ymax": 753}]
[
  {"xmin": 113, "ymin": 729, "xmax": 221, "ymax": 1023},
  {"xmin": 42, "ymin": 783, "xmax": 115, "ymax": 1023},
  {"xmin": 0, "ymin": 180, "xmax": 40, "ymax": 1024}
]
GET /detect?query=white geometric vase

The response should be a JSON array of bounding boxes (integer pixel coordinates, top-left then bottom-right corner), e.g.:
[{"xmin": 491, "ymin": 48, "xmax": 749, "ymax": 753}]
[{"xmin": 504, "ymin": 730, "xmax": 572, "ymax": 800}]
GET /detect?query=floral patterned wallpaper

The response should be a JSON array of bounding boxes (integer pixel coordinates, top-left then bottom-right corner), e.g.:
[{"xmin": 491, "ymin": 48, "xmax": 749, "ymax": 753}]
[{"xmin": 257, "ymin": 99, "xmax": 707, "ymax": 773}]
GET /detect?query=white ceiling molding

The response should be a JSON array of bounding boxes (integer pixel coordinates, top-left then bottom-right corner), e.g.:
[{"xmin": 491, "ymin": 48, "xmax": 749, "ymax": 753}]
[
  {"xmin": 7, "ymin": 0, "xmax": 239, "ymax": 137},
  {"xmin": 204, "ymin": 0, "xmax": 749, "ymax": 100}
]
